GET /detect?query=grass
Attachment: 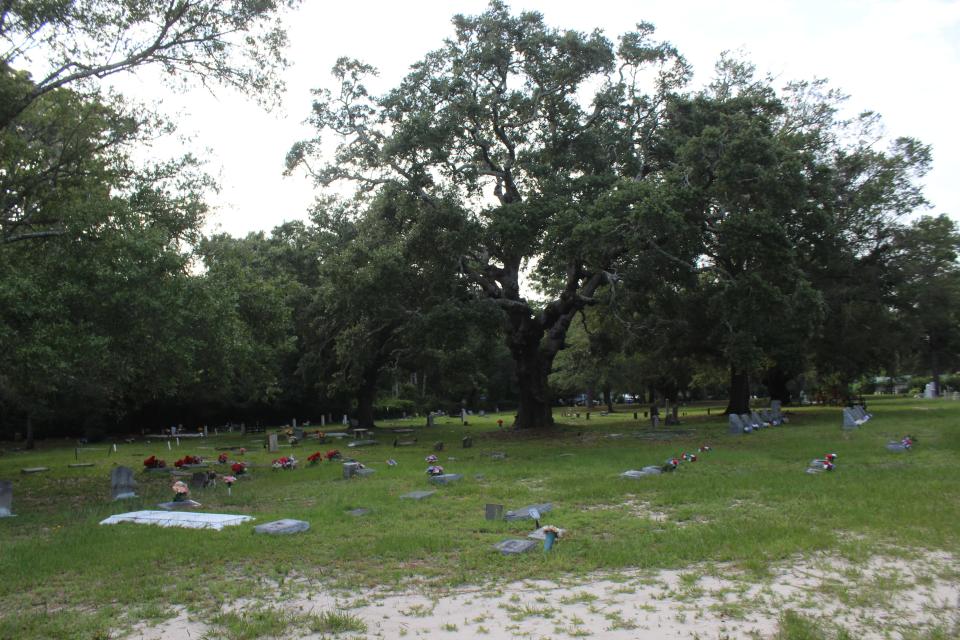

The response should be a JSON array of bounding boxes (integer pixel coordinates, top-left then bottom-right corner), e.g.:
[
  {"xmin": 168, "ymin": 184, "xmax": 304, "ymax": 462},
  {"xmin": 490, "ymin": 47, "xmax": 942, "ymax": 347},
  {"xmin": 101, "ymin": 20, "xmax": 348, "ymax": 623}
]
[{"xmin": 0, "ymin": 396, "xmax": 958, "ymax": 638}]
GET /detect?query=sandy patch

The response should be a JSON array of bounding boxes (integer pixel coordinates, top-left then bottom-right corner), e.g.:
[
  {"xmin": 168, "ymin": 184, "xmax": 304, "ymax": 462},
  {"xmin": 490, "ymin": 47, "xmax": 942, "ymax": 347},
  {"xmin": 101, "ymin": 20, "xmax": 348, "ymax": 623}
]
[{"xmin": 126, "ymin": 551, "xmax": 959, "ymax": 639}]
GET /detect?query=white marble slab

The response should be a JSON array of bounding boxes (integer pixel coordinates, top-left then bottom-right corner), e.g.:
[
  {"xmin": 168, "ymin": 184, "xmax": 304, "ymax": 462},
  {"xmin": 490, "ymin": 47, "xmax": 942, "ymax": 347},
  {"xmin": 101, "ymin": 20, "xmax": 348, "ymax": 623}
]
[{"xmin": 99, "ymin": 510, "xmax": 254, "ymax": 530}]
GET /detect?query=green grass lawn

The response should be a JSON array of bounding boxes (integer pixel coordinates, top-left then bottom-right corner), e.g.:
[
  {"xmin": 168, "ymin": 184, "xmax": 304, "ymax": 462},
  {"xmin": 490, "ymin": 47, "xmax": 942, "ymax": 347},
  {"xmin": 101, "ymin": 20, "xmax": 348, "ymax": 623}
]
[{"xmin": 0, "ymin": 396, "xmax": 957, "ymax": 638}]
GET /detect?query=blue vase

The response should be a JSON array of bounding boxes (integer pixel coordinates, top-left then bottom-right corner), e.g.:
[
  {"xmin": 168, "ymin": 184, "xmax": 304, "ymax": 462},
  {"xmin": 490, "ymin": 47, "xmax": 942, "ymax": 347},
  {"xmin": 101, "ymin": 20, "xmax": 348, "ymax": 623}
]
[{"xmin": 544, "ymin": 531, "xmax": 557, "ymax": 551}]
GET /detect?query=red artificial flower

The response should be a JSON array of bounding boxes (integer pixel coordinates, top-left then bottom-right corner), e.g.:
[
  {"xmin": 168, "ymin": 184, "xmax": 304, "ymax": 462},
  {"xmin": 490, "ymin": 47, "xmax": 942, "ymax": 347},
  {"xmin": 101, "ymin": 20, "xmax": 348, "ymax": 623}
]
[
  {"xmin": 231, "ymin": 462, "xmax": 246, "ymax": 474},
  {"xmin": 218, "ymin": 453, "xmax": 229, "ymax": 464}
]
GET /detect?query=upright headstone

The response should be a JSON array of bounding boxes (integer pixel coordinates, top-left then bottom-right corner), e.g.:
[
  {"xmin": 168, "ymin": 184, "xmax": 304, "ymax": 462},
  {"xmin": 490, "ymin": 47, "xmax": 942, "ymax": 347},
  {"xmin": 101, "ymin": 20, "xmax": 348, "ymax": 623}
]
[
  {"xmin": 770, "ymin": 400, "xmax": 782, "ymax": 418},
  {"xmin": 202, "ymin": 425, "xmax": 208, "ymax": 437},
  {"xmin": 293, "ymin": 426, "xmax": 305, "ymax": 441},
  {"xmin": 342, "ymin": 462, "xmax": 360, "ymax": 479},
  {"xmin": 240, "ymin": 422, "xmax": 246, "ymax": 435},
  {"xmin": 110, "ymin": 466, "xmax": 138, "ymax": 500},
  {"xmin": 426, "ymin": 413, "xmax": 435, "ymax": 428},
  {"xmin": 0, "ymin": 480, "xmax": 13, "ymax": 517},
  {"xmin": 462, "ymin": 436, "xmax": 473, "ymax": 449},
  {"xmin": 320, "ymin": 415, "xmax": 326, "ymax": 427},
  {"xmin": 268, "ymin": 433, "xmax": 279, "ymax": 452},
  {"xmin": 729, "ymin": 413, "xmax": 746, "ymax": 434},
  {"xmin": 342, "ymin": 414, "xmax": 349, "ymax": 425},
  {"xmin": 461, "ymin": 408, "xmax": 467, "ymax": 424},
  {"xmin": 924, "ymin": 381, "xmax": 937, "ymax": 398},
  {"xmin": 485, "ymin": 503, "xmax": 504, "ymax": 520},
  {"xmin": 292, "ymin": 418, "xmax": 297, "ymax": 429}
]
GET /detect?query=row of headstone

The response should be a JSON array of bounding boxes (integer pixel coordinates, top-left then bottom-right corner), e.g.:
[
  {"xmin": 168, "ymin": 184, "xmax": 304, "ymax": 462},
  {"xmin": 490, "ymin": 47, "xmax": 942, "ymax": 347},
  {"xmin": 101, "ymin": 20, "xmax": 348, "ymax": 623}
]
[{"xmin": 842, "ymin": 405, "xmax": 871, "ymax": 430}]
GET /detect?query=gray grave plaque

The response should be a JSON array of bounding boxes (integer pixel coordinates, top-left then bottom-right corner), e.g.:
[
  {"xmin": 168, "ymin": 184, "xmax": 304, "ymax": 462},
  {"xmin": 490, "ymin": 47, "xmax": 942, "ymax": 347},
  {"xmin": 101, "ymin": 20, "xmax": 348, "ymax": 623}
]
[
  {"xmin": 400, "ymin": 490, "xmax": 435, "ymax": 500},
  {"xmin": 886, "ymin": 441, "xmax": 909, "ymax": 452},
  {"xmin": 68, "ymin": 463, "xmax": 94, "ymax": 468},
  {"xmin": 293, "ymin": 427, "xmax": 305, "ymax": 441},
  {"xmin": 493, "ymin": 539, "xmax": 537, "ymax": 555},
  {"xmin": 347, "ymin": 440, "xmax": 379, "ymax": 448},
  {"xmin": 347, "ymin": 508, "xmax": 371, "ymax": 517},
  {"xmin": 428, "ymin": 473, "xmax": 463, "ymax": 485},
  {"xmin": 111, "ymin": 466, "xmax": 138, "ymax": 500},
  {"xmin": 20, "ymin": 467, "xmax": 49, "ymax": 474},
  {"xmin": 254, "ymin": 519, "xmax": 310, "ymax": 535},
  {"xmin": 0, "ymin": 480, "xmax": 12, "ymax": 517},
  {"xmin": 356, "ymin": 467, "xmax": 376, "ymax": 477},
  {"xmin": 485, "ymin": 504, "xmax": 504, "ymax": 520},
  {"xmin": 267, "ymin": 433, "xmax": 279, "ymax": 452},
  {"xmin": 157, "ymin": 499, "xmax": 202, "ymax": 510},
  {"xmin": 504, "ymin": 503, "xmax": 553, "ymax": 521}
]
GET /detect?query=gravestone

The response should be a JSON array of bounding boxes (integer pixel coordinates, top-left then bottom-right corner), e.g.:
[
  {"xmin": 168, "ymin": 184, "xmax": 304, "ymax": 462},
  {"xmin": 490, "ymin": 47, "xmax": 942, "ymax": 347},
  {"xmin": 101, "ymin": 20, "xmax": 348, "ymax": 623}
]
[
  {"xmin": 240, "ymin": 422, "xmax": 246, "ymax": 435},
  {"xmin": 428, "ymin": 473, "xmax": 463, "ymax": 485},
  {"xmin": 489, "ymin": 452, "xmax": 507, "ymax": 460},
  {"xmin": 433, "ymin": 441, "xmax": 444, "ymax": 452},
  {"xmin": 342, "ymin": 462, "xmax": 360, "ymax": 479},
  {"xmin": 621, "ymin": 466, "xmax": 662, "ymax": 478},
  {"xmin": 771, "ymin": 400, "xmax": 782, "ymax": 418},
  {"xmin": 69, "ymin": 463, "xmax": 94, "ymax": 468},
  {"xmin": 0, "ymin": 480, "xmax": 13, "ymax": 517},
  {"xmin": 426, "ymin": 413, "xmax": 435, "ymax": 428},
  {"xmin": 493, "ymin": 539, "xmax": 537, "ymax": 555},
  {"xmin": 320, "ymin": 415, "xmax": 326, "ymax": 427},
  {"xmin": 393, "ymin": 438, "xmax": 417, "ymax": 447},
  {"xmin": 21, "ymin": 467, "xmax": 49, "ymax": 474},
  {"xmin": 293, "ymin": 426, "xmax": 305, "ymax": 441},
  {"xmin": 356, "ymin": 467, "xmax": 376, "ymax": 477},
  {"xmin": 254, "ymin": 519, "xmax": 310, "ymax": 535},
  {"xmin": 342, "ymin": 414, "xmax": 349, "ymax": 425},
  {"xmin": 347, "ymin": 508, "xmax": 371, "ymax": 517},
  {"xmin": 504, "ymin": 503, "xmax": 553, "ymax": 521},
  {"xmin": 462, "ymin": 436, "xmax": 473, "ymax": 449},
  {"xmin": 886, "ymin": 441, "xmax": 909, "ymax": 452},
  {"xmin": 347, "ymin": 440, "xmax": 378, "ymax": 448},
  {"xmin": 156, "ymin": 499, "xmax": 202, "ymax": 510},
  {"xmin": 267, "ymin": 433, "xmax": 279, "ymax": 452},
  {"xmin": 842, "ymin": 408, "xmax": 862, "ymax": 430},
  {"xmin": 728, "ymin": 414, "xmax": 745, "ymax": 434},
  {"xmin": 400, "ymin": 490, "xmax": 435, "ymax": 500},
  {"xmin": 485, "ymin": 504, "xmax": 504, "ymax": 520},
  {"xmin": 111, "ymin": 466, "xmax": 138, "ymax": 500},
  {"xmin": 202, "ymin": 425, "xmax": 208, "ymax": 437},
  {"xmin": 740, "ymin": 414, "xmax": 758, "ymax": 430},
  {"xmin": 190, "ymin": 471, "xmax": 213, "ymax": 489}
]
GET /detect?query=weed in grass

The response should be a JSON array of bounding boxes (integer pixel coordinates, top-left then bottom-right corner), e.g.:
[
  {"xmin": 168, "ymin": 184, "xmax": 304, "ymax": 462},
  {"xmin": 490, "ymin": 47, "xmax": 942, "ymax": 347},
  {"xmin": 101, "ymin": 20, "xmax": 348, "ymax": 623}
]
[
  {"xmin": 401, "ymin": 603, "xmax": 435, "ymax": 617},
  {"xmin": 441, "ymin": 622, "xmax": 458, "ymax": 631},
  {"xmin": 500, "ymin": 602, "xmax": 558, "ymax": 621},
  {"xmin": 476, "ymin": 625, "xmax": 490, "ymax": 634},
  {"xmin": 559, "ymin": 591, "xmax": 598, "ymax": 605},
  {"xmin": 208, "ymin": 607, "xmax": 291, "ymax": 640},
  {"xmin": 604, "ymin": 609, "xmax": 638, "ymax": 630},
  {"xmin": 306, "ymin": 610, "xmax": 367, "ymax": 635}
]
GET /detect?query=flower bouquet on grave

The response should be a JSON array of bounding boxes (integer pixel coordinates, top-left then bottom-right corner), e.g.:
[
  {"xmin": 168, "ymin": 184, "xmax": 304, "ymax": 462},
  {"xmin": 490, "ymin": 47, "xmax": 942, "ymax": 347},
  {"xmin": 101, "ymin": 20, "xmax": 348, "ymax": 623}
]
[
  {"xmin": 901, "ymin": 436, "xmax": 914, "ymax": 449},
  {"xmin": 661, "ymin": 458, "xmax": 680, "ymax": 472},
  {"xmin": 217, "ymin": 453, "xmax": 229, "ymax": 464},
  {"xmin": 425, "ymin": 454, "xmax": 439, "ymax": 463},
  {"xmin": 231, "ymin": 462, "xmax": 247, "ymax": 475},
  {"xmin": 222, "ymin": 475, "xmax": 237, "ymax": 496},
  {"xmin": 325, "ymin": 449, "xmax": 341, "ymax": 461},
  {"xmin": 307, "ymin": 451, "xmax": 323, "ymax": 466},
  {"xmin": 272, "ymin": 456, "xmax": 297, "ymax": 470},
  {"xmin": 681, "ymin": 452, "xmax": 698, "ymax": 463},
  {"xmin": 172, "ymin": 481, "xmax": 190, "ymax": 502},
  {"xmin": 239, "ymin": 447, "xmax": 246, "ymax": 455},
  {"xmin": 143, "ymin": 455, "xmax": 166, "ymax": 469},
  {"xmin": 426, "ymin": 465, "xmax": 444, "ymax": 476},
  {"xmin": 698, "ymin": 445, "xmax": 712, "ymax": 453},
  {"xmin": 174, "ymin": 454, "xmax": 202, "ymax": 468},
  {"xmin": 541, "ymin": 525, "xmax": 562, "ymax": 551},
  {"xmin": 315, "ymin": 431, "xmax": 328, "ymax": 443}
]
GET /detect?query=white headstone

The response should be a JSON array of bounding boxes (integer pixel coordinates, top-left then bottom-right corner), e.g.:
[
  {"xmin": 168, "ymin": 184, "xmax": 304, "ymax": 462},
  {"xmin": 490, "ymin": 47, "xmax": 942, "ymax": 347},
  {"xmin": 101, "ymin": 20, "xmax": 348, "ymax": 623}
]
[{"xmin": 268, "ymin": 433, "xmax": 279, "ymax": 452}]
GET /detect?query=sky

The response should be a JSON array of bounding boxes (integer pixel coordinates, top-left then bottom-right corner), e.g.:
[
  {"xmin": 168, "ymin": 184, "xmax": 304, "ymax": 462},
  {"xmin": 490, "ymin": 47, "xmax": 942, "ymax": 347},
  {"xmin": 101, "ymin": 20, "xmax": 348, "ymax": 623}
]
[{"xmin": 121, "ymin": 0, "xmax": 960, "ymax": 238}]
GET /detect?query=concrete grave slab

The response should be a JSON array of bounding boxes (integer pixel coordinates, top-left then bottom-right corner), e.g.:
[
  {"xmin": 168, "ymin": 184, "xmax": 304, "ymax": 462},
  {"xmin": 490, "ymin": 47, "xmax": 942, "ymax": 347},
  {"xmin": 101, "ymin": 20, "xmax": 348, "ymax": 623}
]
[
  {"xmin": 20, "ymin": 467, "xmax": 49, "ymax": 474},
  {"xmin": 428, "ymin": 473, "xmax": 463, "ymax": 485},
  {"xmin": 493, "ymin": 538, "xmax": 537, "ymax": 555},
  {"xmin": 100, "ymin": 510, "xmax": 253, "ymax": 530},
  {"xmin": 400, "ymin": 490, "xmax": 436, "ymax": 500},
  {"xmin": 254, "ymin": 519, "xmax": 310, "ymax": 535},
  {"xmin": 157, "ymin": 499, "xmax": 202, "ymax": 510},
  {"xmin": 504, "ymin": 503, "xmax": 553, "ymax": 521}
]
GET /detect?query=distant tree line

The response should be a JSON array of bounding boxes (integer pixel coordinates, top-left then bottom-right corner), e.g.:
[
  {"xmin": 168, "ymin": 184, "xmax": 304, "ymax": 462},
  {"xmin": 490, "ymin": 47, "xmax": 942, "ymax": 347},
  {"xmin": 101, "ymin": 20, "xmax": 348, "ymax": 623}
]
[{"xmin": 2, "ymin": 1, "xmax": 958, "ymax": 444}]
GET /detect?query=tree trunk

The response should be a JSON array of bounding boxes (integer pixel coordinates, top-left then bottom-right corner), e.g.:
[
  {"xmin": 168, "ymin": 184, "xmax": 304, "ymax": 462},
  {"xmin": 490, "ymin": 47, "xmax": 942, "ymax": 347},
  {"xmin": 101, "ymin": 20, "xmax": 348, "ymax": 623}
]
[
  {"xmin": 764, "ymin": 367, "xmax": 792, "ymax": 404},
  {"xmin": 725, "ymin": 366, "xmax": 751, "ymax": 415},
  {"xmin": 603, "ymin": 385, "xmax": 614, "ymax": 413},
  {"xmin": 25, "ymin": 413, "xmax": 35, "ymax": 450},
  {"xmin": 512, "ymin": 337, "xmax": 555, "ymax": 429},
  {"xmin": 355, "ymin": 364, "xmax": 380, "ymax": 429}
]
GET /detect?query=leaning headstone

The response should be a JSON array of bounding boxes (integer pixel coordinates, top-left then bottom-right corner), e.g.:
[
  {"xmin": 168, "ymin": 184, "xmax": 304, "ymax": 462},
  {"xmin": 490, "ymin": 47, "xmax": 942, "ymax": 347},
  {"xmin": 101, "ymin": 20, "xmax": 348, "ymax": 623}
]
[
  {"xmin": 400, "ymin": 490, "xmax": 435, "ymax": 500},
  {"xmin": 111, "ymin": 466, "xmax": 138, "ymax": 500},
  {"xmin": 342, "ymin": 462, "xmax": 360, "ymax": 479},
  {"xmin": 842, "ymin": 408, "xmax": 861, "ymax": 430},
  {"xmin": 254, "ymin": 519, "xmax": 310, "ymax": 535},
  {"xmin": 485, "ymin": 504, "xmax": 504, "ymax": 520},
  {"xmin": 428, "ymin": 473, "xmax": 463, "ymax": 485},
  {"xmin": 0, "ymin": 481, "xmax": 13, "ymax": 517},
  {"xmin": 268, "ymin": 433, "xmax": 279, "ymax": 452},
  {"xmin": 462, "ymin": 436, "xmax": 473, "ymax": 449},
  {"xmin": 493, "ymin": 539, "xmax": 537, "ymax": 555},
  {"xmin": 504, "ymin": 503, "xmax": 553, "ymax": 521}
]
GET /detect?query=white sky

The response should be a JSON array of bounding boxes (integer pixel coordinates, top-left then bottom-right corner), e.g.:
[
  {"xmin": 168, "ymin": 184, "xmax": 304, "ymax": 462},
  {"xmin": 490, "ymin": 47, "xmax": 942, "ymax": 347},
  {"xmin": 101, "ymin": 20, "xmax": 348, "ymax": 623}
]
[{"xmin": 122, "ymin": 0, "xmax": 960, "ymax": 237}]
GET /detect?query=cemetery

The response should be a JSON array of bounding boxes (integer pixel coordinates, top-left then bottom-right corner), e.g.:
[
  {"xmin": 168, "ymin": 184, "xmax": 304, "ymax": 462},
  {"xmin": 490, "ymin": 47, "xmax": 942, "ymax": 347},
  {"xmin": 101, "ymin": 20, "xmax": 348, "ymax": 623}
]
[
  {"xmin": 1, "ymin": 398, "xmax": 959, "ymax": 638},
  {"xmin": 1, "ymin": 1, "xmax": 960, "ymax": 638}
]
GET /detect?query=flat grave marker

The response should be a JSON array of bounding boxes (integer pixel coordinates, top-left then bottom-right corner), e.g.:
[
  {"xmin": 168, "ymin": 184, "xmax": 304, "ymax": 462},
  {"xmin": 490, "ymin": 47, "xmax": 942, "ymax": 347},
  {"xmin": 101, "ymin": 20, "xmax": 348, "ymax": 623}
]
[
  {"xmin": 100, "ymin": 510, "xmax": 253, "ymax": 530},
  {"xmin": 504, "ymin": 503, "xmax": 553, "ymax": 521},
  {"xmin": 428, "ymin": 473, "xmax": 463, "ymax": 485},
  {"xmin": 254, "ymin": 519, "xmax": 310, "ymax": 535},
  {"xmin": 400, "ymin": 490, "xmax": 435, "ymax": 500},
  {"xmin": 493, "ymin": 539, "xmax": 537, "ymax": 555}
]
